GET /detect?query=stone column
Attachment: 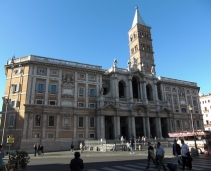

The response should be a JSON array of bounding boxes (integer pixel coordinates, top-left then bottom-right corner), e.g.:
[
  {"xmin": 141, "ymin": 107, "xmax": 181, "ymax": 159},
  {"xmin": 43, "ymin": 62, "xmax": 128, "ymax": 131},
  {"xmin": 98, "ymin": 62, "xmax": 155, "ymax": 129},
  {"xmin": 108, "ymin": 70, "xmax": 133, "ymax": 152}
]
[
  {"xmin": 86, "ymin": 83, "xmax": 88, "ymax": 108},
  {"xmin": 42, "ymin": 113, "xmax": 47, "ymax": 138},
  {"xmin": 57, "ymin": 69, "xmax": 62, "ymax": 106},
  {"xmin": 128, "ymin": 75, "xmax": 133, "ymax": 102},
  {"xmin": 114, "ymin": 115, "xmax": 120, "ymax": 140},
  {"xmin": 160, "ymin": 84, "xmax": 164, "ymax": 101},
  {"xmin": 145, "ymin": 116, "xmax": 150, "ymax": 138},
  {"xmin": 23, "ymin": 112, "xmax": 29, "ymax": 139},
  {"xmin": 139, "ymin": 82, "xmax": 143, "ymax": 99},
  {"xmin": 56, "ymin": 114, "xmax": 60, "ymax": 139},
  {"xmin": 85, "ymin": 115, "xmax": 89, "ymax": 138},
  {"xmin": 143, "ymin": 117, "xmax": 146, "ymax": 136},
  {"xmin": 30, "ymin": 67, "xmax": 37, "ymax": 104},
  {"xmin": 44, "ymin": 68, "xmax": 50, "ymax": 105},
  {"xmin": 73, "ymin": 115, "xmax": 77, "ymax": 138},
  {"xmin": 27, "ymin": 113, "xmax": 33, "ymax": 138},
  {"xmin": 142, "ymin": 80, "xmax": 147, "ymax": 103},
  {"xmin": 100, "ymin": 115, "xmax": 105, "ymax": 139},
  {"xmin": 96, "ymin": 114, "xmax": 101, "ymax": 139},
  {"xmin": 157, "ymin": 117, "xmax": 162, "ymax": 138},
  {"xmin": 131, "ymin": 116, "xmax": 136, "ymax": 138},
  {"xmin": 153, "ymin": 81, "xmax": 158, "ymax": 102}
]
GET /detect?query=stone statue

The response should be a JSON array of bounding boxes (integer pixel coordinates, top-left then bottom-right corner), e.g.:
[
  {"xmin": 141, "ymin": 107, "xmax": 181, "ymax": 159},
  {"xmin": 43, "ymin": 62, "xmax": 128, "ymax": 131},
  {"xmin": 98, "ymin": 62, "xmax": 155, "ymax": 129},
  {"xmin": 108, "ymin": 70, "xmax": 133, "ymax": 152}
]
[
  {"xmin": 113, "ymin": 59, "xmax": 117, "ymax": 67},
  {"xmin": 151, "ymin": 65, "xmax": 156, "ymax": 75}
]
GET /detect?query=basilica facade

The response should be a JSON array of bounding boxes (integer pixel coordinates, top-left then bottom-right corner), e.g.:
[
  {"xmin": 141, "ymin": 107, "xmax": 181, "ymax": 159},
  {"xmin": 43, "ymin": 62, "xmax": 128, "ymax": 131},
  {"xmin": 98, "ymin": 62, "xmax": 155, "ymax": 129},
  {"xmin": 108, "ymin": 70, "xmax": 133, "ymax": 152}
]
[{"xmin": 0, "ymin": 7, "xmax": 203, "ymax": 151}]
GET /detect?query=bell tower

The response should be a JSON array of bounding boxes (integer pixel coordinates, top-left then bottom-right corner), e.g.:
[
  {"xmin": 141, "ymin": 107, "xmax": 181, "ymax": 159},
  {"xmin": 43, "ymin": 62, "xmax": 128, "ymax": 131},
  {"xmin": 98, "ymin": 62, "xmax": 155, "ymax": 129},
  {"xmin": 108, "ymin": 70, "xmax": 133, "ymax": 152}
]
[{"xmin": 128, "ymin": 7, "xmax": 155, "ymax": 75}]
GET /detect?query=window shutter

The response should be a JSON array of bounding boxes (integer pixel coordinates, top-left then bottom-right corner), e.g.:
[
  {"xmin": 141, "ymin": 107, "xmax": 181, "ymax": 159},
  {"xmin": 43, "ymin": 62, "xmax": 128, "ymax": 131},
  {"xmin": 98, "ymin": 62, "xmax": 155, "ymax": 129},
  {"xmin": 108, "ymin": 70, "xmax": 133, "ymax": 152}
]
[
  {"xmin": 49, "ymin": 84, "xmax": 51, "ymax": 92},
  {"xmin": 35, "ymin": 83, "xmax": 38, "ymax": 91}
]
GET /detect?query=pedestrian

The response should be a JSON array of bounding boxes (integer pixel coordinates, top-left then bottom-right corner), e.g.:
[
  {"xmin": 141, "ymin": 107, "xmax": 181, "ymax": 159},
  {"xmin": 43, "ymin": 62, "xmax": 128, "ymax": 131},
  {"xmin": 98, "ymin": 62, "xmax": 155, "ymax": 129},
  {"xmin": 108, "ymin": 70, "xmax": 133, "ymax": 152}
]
[
  {"xmin": 38, "ymin": 144, "xmax": 41, "ymax": 155},
  {"xmin": 40, "ymin": 145, "xmax": 44, "ymax": 155},
  {"xmin": 129, "ymin": 140, "xmax": 135, "ymax": 154},
  {"xmin": 172, "ymin": 139, "xmax": 181, "ymax": 165},
  {"xmin": 120, "ymin": 135, "xmax": 124, "ymax": 144},
  {"xmin": 80, "ymin": 142, "xmax": 83, "ymax": 153},
  {"xmin": 156, "ymin": 142, "xmax": 167, "ymax": 171},
  {"xmin": 34, "ymin": 144, "xmax": 37, "ymax": 156},
  {"xmin": 0, "ymin": 145, "xmax": 3, "ymax": 171},
  {"xmin": 70, "ymin": 143, "xmax": 74, "ymax": 153},
  {"xmin": 144, "ymin": 136, "xmax": 146, "ymax": 145},
  {"xmin": 126, "ymin": 141, "xmax": 130, "ymax": 151},
  {"xmin": 181, "ymin": 139, "xmax": 189, "ymax": 170},
  {"xmin": 146, "ymin": 142, "xmax": 157, "ymax": 169},
  {"xmin": 69, "ymin": 152, "xmax": 84, "ymax": 171},
  {"xmin": 112, "ymin": 142, "xmax": 117, "ymax": 152}
]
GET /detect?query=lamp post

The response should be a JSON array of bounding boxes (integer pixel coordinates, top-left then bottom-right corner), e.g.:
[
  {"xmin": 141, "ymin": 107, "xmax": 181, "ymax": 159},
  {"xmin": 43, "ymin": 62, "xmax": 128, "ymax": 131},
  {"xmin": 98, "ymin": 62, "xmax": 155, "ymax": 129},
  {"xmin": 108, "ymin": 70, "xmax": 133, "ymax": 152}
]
[
  {"xmin": 1, "ymin": 56, "xmax": 15, "ymax": 145},
  {"xmin": 188, "ymin": 104, "xmax": 199, "ymax": 156}
]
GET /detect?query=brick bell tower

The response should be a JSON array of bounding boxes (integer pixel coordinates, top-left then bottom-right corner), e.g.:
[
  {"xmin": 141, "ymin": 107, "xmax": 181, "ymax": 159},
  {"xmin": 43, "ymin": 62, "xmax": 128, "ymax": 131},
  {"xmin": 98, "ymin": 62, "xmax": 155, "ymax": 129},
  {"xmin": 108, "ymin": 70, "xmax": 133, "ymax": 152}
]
[{"xmin": 128, "ymin": 6, "xmax": 155, "ymax": 75}]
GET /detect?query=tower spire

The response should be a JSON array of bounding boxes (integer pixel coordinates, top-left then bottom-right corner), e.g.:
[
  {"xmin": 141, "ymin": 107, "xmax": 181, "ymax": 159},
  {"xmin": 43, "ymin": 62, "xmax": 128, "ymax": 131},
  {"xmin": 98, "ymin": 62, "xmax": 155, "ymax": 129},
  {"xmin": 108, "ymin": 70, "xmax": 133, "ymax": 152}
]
[{"xmin": 131, "ymin": 6, "xmax": 145, "ymax": 28}]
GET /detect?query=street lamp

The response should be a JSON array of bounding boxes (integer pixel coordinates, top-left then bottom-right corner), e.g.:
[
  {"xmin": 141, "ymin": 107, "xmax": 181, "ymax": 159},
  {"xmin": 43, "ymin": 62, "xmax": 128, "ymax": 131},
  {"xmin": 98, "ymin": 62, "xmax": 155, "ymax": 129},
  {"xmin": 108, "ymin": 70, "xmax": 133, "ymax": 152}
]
[
  {"xmin": 188, "ymin": 104, "xmax": 199, "ymax": 156},
  {"xmin": 1, "ymin": 56, "xmax": 15, "ymax": 145}
]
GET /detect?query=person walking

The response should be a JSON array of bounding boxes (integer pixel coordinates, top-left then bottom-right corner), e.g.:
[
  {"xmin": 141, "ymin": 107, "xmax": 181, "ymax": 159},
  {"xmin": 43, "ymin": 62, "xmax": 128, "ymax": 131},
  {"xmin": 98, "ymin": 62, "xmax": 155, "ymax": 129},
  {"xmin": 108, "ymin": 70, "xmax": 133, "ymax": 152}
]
[
  {"xmin": 112, "ymin": 142, "xmax": 117, "ymax": 152},
  {"xmin": 156, "ymin": 142, "xmax": 167, "ymax": 171},
  {"xmin": 69, "ymin": 152, "xmax": 84, "ymax": 171},
  {"xmin": 181, "ymin": 139, "xmax": 189, "ymax": 170},
  {"xmin": 70, "ymin": 143, "xmax": 74, "ymax": 153},
  {"xmin": 40, "ymin": 145, "xmax": 44, "ymax": 155},
  {"xmin": 34, "ymin": 144, "xmax": 37, "ymax": 156},
  {"xmin": 80, "ymin": 142, "xmax": 83, "ymax": 153},
  {"xmin": 146, "ymin": 142, "xmax": 157, "ymax": 169},
  {"xmin": 0, "ymin": 145, "xmax": 3, "ymax": 171},
  {"xmin": 129, "ymin": 140, "xmax": 135, "ymax": 154},
  {"xmin": 172, "ymin": 139, "xmax": 181, "ymax": 165}
]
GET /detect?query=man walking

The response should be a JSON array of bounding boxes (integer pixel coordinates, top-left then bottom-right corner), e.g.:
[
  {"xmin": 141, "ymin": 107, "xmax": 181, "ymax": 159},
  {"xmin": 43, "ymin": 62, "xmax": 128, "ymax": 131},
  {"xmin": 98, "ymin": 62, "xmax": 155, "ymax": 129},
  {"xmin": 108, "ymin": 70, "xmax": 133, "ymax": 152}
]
[
  {"xmin": 172, "ymin": 139, "xmax": 181, "ymax": 165},
  {"xmin": 181, "ymin": 139, "xmax": 189, "ymax": 170},
  {"xmin": 156, "ymin": 142, "xmax": 167, "ymax": 171},
  {"xmin": 146, "ymin": 142, "xmax": 157, "ymax": 169}
]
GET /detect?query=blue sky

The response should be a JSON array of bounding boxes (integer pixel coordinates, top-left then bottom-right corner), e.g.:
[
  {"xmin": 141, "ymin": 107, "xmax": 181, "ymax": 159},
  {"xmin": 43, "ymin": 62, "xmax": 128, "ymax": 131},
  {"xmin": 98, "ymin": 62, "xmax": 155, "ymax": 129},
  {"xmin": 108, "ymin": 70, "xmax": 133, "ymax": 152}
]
[{"xmin": 0, "ymin": 0, "xmax": 211, "ymax": 107}]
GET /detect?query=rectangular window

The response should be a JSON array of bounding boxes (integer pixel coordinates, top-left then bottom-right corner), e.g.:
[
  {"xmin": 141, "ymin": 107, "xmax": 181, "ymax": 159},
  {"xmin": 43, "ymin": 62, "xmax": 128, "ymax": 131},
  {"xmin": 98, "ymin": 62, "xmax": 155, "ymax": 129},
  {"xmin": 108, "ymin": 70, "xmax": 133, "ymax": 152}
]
[
  {"xmin": 89, "ymin": 88, "xmax": 95, "ymax": 97},
  {"xmin": 78, "ymin": 134, "xmax": 84, "ymax": 138},
  {"xmin": 173, "ymin": 96, "xmax": 178, "ymax": 105},
  {"xmin": 90, "ymin": 117, "xmax": 95, "ymax": 128},
  {"xmin": 79, "ymin": 74, "xmax": 85, "ymax": 79},
  {"xmin": 10, "ymin": 100, "xmax": 19, "ymax": 108},
  {"xmin": 79, "ymin": 87, "xmax": 84, "ymax": 97},
  {"xmin": 51, "ymin": 70, "xmax": 58, "ymax": 75},
  {"xmin": 36, "ymin": 83, "xmax": 45, "ymax": 93},
  {"xmin": 77, "ymin": 103, "xmax": 84, "ymax": 107},
  {"xmin": 89, "ymin": 75, "xmax": 95, "ymax": 81},
  {"xmin": 89, "ymin": 134, "xmax": 95, "ymax": 139},
  {"xmin": 37, "ymin": 68, "xmax": 47, "ymax": 74},
  {"xmin": 78, "ymin": 117, "xmax": 83, "ymax": 127},
  {"xmin": 48, "ymin": 116, "xmax": 54, "ymax": 126},
  {"xmin": 89, "ymin": 103, "xmax": 95, "ymax": 109},
  {"xmin": 48, "ymin": 100, "xmax": 56, "ymax": 105},
  {"xmin": 35, "ymin": 115, "xmax": 41, "ymax": 126},
  {"xmin": 9, "ymin": 114, "xmax": 15, "ymax": 127},
  {"xmin": 11, "ymin": 84, "xmax": 20, "ymax": 93},
  {"xmin": 35, "ymin": 100, "xmax": 43, "ymax": 105},
  {"xmin": 193, "ymin": 99, "xmax": 197, "ymax": 106},
  {"xmin": 50, "ymin": 84, "xmax": 57, "ymax": 94}
]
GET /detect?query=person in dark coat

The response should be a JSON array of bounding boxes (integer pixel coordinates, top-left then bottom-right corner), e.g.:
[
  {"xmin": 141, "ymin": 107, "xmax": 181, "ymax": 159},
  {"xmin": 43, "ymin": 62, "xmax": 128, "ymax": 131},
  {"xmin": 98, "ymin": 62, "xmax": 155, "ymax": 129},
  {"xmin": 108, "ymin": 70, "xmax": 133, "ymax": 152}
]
[
  {"xmin": 172, "ymin": 139, "xmax": 181, "ymax": 165},
  {"xmin": 34, "ymin": 144, "xmax": 37, "ymax": 156},
  {"xmin": 69, "ymin": 152, "xmax": 84, "ymax": 171},
  {"xmin": 146, "ymin": 142, "xmax": 158, "ymax": 169}
]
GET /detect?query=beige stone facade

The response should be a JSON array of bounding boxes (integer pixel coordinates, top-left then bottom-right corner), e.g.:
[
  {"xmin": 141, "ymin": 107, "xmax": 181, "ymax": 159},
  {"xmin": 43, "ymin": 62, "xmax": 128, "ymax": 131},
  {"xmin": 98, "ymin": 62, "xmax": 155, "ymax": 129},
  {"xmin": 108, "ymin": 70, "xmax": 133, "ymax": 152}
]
[{"xmin": 0, "ymin": 7, "xmax": 203, "ymax": 152}]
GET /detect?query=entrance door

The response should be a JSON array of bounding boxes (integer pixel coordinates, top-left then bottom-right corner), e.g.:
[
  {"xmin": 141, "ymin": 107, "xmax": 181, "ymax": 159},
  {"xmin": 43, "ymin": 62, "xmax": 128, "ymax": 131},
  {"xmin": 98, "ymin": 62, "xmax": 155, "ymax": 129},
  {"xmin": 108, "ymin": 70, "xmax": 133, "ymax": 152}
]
[
  {"xmin": 120, "ymin": 117, "xmax": 128, "ymax": 140},
  {"xmin": 149, "ymin": 117, "xmax": 156, "ymax": 138},
  {"xmin": 161, "ymin": 118, "xmax": 168, "ymax": 138},
  {"xmin": 135, "ymin": 117, "xmax": 144, "ymax": 138},
  {"xmin": 105, "ymin": 116, "xmax": 114, "ymax": 139}
]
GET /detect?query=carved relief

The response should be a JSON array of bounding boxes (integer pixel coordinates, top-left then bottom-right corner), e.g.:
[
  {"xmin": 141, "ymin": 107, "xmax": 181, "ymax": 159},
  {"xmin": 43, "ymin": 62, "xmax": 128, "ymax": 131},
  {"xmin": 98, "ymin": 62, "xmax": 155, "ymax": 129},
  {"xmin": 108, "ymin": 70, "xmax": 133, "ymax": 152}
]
[
  {"xmin": 62, "ymin": 72, "xmax": 75, "ymax": 86},
  {"xmin": 165, "ymin": 86, "xmax": 170, "ymax": 91},
  {"xmin": 178, "ymin": 88, "xmax": 185, "ymax": 98}
]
